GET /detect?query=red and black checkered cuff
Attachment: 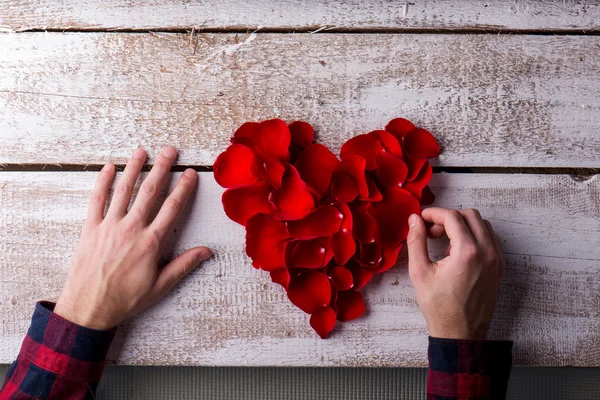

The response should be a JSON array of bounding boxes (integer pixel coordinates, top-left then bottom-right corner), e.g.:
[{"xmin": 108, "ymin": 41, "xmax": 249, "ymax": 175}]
[
  {"xmin": 427, "ymin": 336, "xmax": 513, "ymax": 399},
  {"xmin": 18, "ymin": 301, "xmax": 116, "ymax": 382}
]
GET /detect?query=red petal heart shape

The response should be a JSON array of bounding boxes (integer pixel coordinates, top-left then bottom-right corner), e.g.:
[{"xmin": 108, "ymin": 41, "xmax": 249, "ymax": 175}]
[{"xmin": 214, "ymin": 117, "xmax": 440, "ymax": 338}]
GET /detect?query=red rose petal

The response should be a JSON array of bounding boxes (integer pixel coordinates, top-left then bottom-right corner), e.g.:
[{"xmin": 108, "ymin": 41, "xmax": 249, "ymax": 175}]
[
  {"xmin": 270, "ymin": 268, "xmax": 290, "ymax": 289},
  {"xmin": 258, "ymin": 155, "xmax": 285, "ymax": 189},
  {"xmin": 271, "ymin": 164, "xmax": 315, "ymax": 220},
  {"xmin": 357, "ymin": 241, "xmax": 382, "ymax": 268},
  {"xmin": 336, "ymin": 290, "xmax": 365, "ymax": 322},
  {"xmin": 332, "ymin": 155, "xmax": 369, "ymax": 199},
  {"xmin": 310, "ymin": 305, "xmax": 337, "ymax": 339},
  {"xmin": 329, "ymin": 231, "xmax": 356, "ymax": 265},
  {"xmin": 340, "ymin": 134, "xmax": 384, "ymax": 170},
  {"xmin": 253, "ymin": 119, "xmax": 292, "ymax": 161},
  {"xmin": 315, "ymin": 236, "xmax": 335, "ymax": 265},
  {"xmin": 295, "ymin": 144, "xmax": 339, "ymax": 198},
  {"xmin": 346, "ymin": 260, "xmax": 374, "ymax": 290},
  {"xmin": 232, "ymin": 121, "xmax": 260, "ymax": 145},
  {"xmin": 213, "ymin": 144, "xmax": 261, "ymax": 189},
  {"xmin": 360, "ymin": 175, "xmax": 383, "ymax": 202},
  {"xmin": 287, "ymin": 270, "xmax": 332, "ymax": 314},
  {"xmin": 222, "ymin": 184, "xmax": 273, "ymax": 226},
  {"xmin": 246, "ymin": 214, "xmax": 289, "ymax": 271},
  {"xmin": 331, "ymin": 266, "xmax": 354, "ymax": 290},
  {"xmin": 403, "ymin": 162, "xmax": 432, "ymax": 199},
  {"xmin": 332, "ymin": 202, "xmax": 352, "ymax": 232},
  {"xmin": 420, "ymin": 185, "xmax": 436, "ymax": 206},
  {"xmin": 404, "ymin": 153, "xmax": 429, "ymax": 182},
  {"xmin": 331, "ymin": 174, "xmax": 359, "ymax": 202},
  {"xmin": 378, "ymin": 245, "xmax": 402, "ymax": 273},
  {"xmin": 351, "ymin": 202, "xmax": 377, "ymax": 244},
  {"xmin": 385, "ymin": 118, "xmax": 415, "ymax": 139},
  {"xmin": 369, "ymin": 130, "xmax": 402, "ymax": 156},
  {"xmin": 376, "ymin": 152, "xmax": 408, "ymax": 187},
  {"xmin": 289, "ymin": 121, "xmax": 314, "ymax": 160},
  {"xmin": 287, "ymin": 205, "xmax": 344, "ymax": 240},
  {"xmin": 374, "ymin": 187, "xmax": 421, "ymax": 248},
  {"xmin": 285, "ymin": 239, "xmax": 331, "ymax": 269},
  {"xmin": 367, "ymin": 245, "xmax": 402, "ymax": 273},
  {"xmin": 403, "ymin": 128, "xmax": 440, "ymax": 158}
]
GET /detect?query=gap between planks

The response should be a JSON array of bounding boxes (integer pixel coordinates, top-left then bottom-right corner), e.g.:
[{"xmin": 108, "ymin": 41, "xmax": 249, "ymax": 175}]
[
  {"xmin": 4, "ymin": 28, "xmax": 600, "ymax": 35},
  {"xmin": 0, "ymin": 165, "xmax": 599, "ymax": 180}
]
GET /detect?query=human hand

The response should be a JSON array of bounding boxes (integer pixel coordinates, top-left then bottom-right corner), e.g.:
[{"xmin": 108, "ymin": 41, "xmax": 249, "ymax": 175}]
[
  {"xmin": 406, "ymin": 208, "xmax": 504, "ymax": 340},
  {"xmin": 54, "ymin": 147, "xmax": 212, "ymax": 330}
]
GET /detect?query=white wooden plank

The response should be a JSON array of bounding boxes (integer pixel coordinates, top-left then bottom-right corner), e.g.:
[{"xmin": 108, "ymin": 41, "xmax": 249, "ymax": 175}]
[
  {"xmin": 1, "ymin": 0, "xmax": 599, "ymax": 32},
  {"xmin": 0, "ymin": 172, "xmax": 598, "ymax": 366},
  {"xmin": 0, "ymin": 33, "xmax": 599, "ymax": 168}
]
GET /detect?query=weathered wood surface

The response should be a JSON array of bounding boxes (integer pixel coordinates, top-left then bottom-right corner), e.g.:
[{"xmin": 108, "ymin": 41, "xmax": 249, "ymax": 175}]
[
  {"xmin": 1, "ymin": 0, "xmax": 599, "ymax": 32},
  {"xmin": 0, "ymin": 172, "xmax": 598, "ymax": 366},
  {"xmin": 0, "ymin": 33, "xmax": 599, "ymax": 168}
]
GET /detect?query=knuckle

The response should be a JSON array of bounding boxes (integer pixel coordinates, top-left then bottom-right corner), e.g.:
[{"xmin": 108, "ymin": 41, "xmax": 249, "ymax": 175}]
[
  {"xmin": 483, "ymin": 250, "xmax": 498, "ymax": 265},
  {"xmin": 447, "ymin": 210, "xmax": 462, "ymax": 220},
  {"xmin": 152, "ymin": 160, "xmax": 170, "ymax": 172},
  {"xmin": 462, "ymin": 243, "xmax": 480, "ymax": 260},
  {"xmin": 142, "ymin": 231, "xmax": 161, "ymax": 252},
  {"xmin": 164, "ymin": 198, "xmax": 182, "ymax": 213},
  {"xmin": 121, "ymin": 221, "xmax": 139, "ymax": 240},
  {"xmin": 126, "ymin": 209, "xmax": 145, "ymax": 225},
  {"xmin": 406, "ymin": 230, "xmax": 419, "ymax": 245},
  {"xmin": 89, "ymin": 191, "xmax": 103, "ymax": 204},
  {"xmin": 140, "ymin": 182, "xmax": 157, "ymax": 196},
  {"xmin": 463, "ymin": 208, "xmax": 481, "ymax": 219},
  {"xmin": 114, "ymin": 182, "xmax": 131, "ymax": 196}
]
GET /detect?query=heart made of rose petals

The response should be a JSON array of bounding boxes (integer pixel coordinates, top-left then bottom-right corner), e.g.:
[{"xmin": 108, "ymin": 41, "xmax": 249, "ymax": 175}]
[{"xmin": 214, "ymin": 118, "xmax": 440, "ymax": 338}]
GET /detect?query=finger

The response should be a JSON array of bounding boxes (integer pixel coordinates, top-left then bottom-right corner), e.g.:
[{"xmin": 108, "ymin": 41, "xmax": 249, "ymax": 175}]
[
  {"xmin": 427, "ymin": 223, "xmax": 445, "ymax": 239},
  {"xmin": 460, "ymin": 209, "xmax": 494, "ymax": 246},
  {"xmin": 420, "ymin": 207, "xmax": 475, "ymax": 243},
  {"xmin": 150, "ymin": 169, "xmax": 197, "ymax": 236},
  {"xmin": 86, "ymin": 163, "xmax": 116, "ymax": 226},
  {"xmin": 106, "ymin": 148, "xmax": 147, "ymax": 218},
  {"xmin": 152, "ymin": 246, "xmax": 212, "ymax": 299},
  {"xmin": 407, "ymin": 214, "xmax": 433, "ymax": 283},
  {"xmin": 129, "ymin": 146, "xmax": 178, "ymax": 221},
  {"xmin": 484, "ymin": 219, "xmax": 502, "ymax": 254}
]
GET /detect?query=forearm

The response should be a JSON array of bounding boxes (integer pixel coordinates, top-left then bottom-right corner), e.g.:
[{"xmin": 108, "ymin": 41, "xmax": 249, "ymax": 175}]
[
  {"xmin": 427, "ymin": 336, "xmax": 513, "ymax": 400},
  {"xmin": 1, "ymin": 302, "xmax": 115, "ymax": 400}
]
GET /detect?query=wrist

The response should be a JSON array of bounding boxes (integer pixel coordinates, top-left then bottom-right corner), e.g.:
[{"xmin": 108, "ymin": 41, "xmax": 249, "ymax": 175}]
[
  {"xmin": 428, "ymin": 324, "xmax": 488, "ymax": 340},
  {"xmin": 54, "ymin": 296, "xmax": 117, "ymax": 330}
]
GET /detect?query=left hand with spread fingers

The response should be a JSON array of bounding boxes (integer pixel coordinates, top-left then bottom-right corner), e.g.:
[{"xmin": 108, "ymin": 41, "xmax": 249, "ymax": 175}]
[{"xmin": 54, "ymin": 146, "xmax": 212, "ymax": 330}]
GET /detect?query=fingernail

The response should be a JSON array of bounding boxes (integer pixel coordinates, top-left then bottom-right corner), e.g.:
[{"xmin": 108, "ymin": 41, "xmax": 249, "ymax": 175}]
[
  {"xmin": 196, "ymin": 248, "xmax": 213, "ymax": 263},
  {"xmin": 162, "ymin": 146, "xmax": 177, "ymax": 158},
  {"xmin": 409, "ymin": 214, "xmax": 419, "ymax": 228},
  {"xmin": 101, "ymin": 163, "xmax": 113, "ymax": 172},
  {"xmin": 132, "ymin": 148, "xmax": 146, "ymax": 159}
]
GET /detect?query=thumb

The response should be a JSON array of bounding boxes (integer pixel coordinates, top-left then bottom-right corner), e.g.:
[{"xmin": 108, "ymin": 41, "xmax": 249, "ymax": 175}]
[
  {"xmin": 153, "ymin": 246, "xmax": 212, "ymax": 298},
  {"xmin": 407, "ymin": 214, "xmax": 431, "ymax": 282}
]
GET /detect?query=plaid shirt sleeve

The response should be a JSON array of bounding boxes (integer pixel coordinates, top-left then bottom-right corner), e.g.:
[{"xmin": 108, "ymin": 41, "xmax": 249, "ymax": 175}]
[
  {"xmin": 427, "ymin": 336, "xmax": 513, "ymax": 399},
  {"xmin": 0, "ymin": 302, "xmax": 116, "ymax": 400}
]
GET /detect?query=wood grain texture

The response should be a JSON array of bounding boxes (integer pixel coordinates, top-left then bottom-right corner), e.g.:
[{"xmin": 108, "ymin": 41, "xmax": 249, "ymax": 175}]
[
  {"xmin": 1, "ymin": 0, "xmax": 599, "ymax": 32},
  {"xmin": 0, "ymin": 172, "xmax": 598, "ymax": 366},
  {"xmin": 0, "ymin": 33, "xmax": 599, "ymax": 168}
]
